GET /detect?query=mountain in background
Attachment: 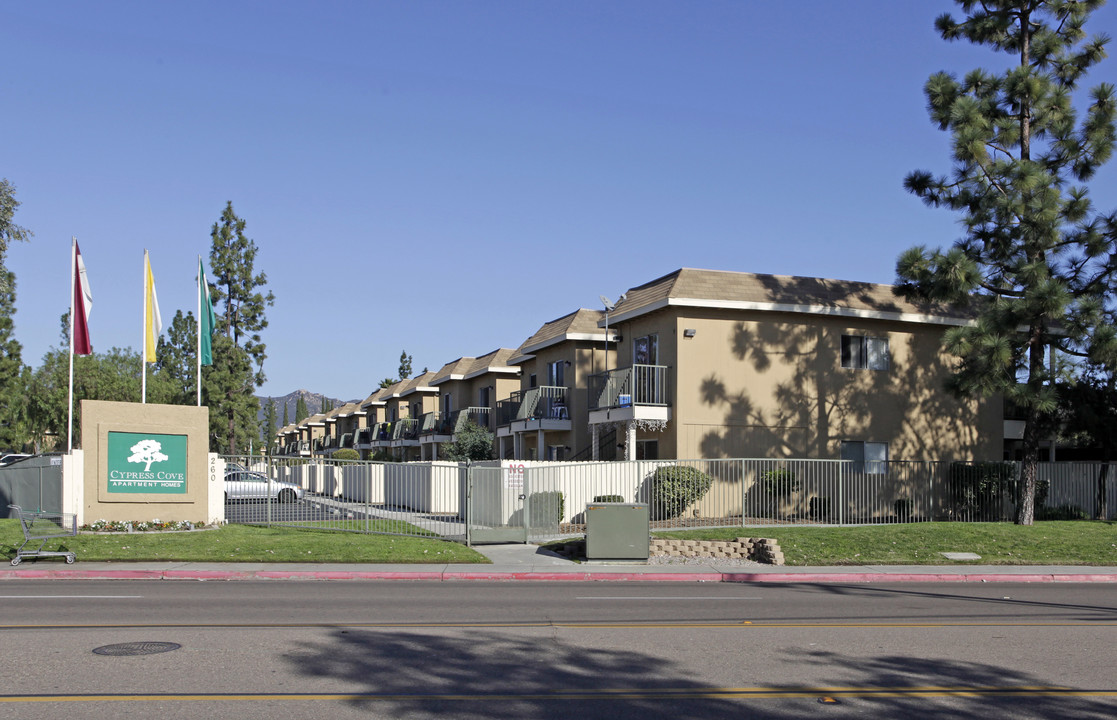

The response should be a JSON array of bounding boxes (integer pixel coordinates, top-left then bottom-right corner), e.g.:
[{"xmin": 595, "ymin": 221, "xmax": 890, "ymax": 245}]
[{"xmin": 256, "ymin": 389, "xmax": 359, "ymax": 427}]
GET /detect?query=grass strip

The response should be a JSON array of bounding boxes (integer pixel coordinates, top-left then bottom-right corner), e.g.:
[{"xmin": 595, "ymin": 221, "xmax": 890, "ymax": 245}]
[
  {"xmin": 0, "ymin": 521, "xmax": 489, "ymax": 564},
  {"xmin": 654, "ymin": 521, "xmax": 1117, "ymax": 566}
]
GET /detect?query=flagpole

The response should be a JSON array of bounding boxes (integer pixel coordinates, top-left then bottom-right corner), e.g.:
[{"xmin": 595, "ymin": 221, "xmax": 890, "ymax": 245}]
[
  {"xmin": 196, "ymin": 255, "xmax": 202, "ymax": 406},
  {"xmin": 67, "ymin": 238, "xmax": 76, "ymax": 452},
  {"xmin": 141, "ymin": 250, "xmax": 147, "ymax": 404}
]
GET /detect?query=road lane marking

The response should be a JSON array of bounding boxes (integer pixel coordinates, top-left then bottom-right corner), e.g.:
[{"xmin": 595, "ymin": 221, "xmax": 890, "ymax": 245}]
[
  {"xmin": 0, "ymin": 620, "xmax": 1115, "ymax": 630},
  {"xmin": 0, "ymin": 595, "xmax": 143, "ymax": 599}
]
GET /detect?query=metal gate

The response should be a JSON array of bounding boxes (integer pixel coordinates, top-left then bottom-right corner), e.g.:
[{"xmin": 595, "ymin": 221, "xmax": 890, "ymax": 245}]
[
  {"xmin": 1, "ymin": 455, "xmax": 63, "ymax": 517},
  {"xmin": 466, "ymin": 464, "xmax": 525, "ymax": 544},
  {"xmin": 219, "ymin": 457, "xmax": 560, "ymax": 545}
]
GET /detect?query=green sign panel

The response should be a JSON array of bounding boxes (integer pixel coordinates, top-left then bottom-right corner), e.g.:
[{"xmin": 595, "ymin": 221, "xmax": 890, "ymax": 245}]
[{"xmin": 106, "ymin": 431, "xmax": 188, "ymax": 494}]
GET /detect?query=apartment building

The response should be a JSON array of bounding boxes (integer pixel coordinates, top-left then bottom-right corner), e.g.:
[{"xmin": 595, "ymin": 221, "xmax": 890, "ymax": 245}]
[
  {"xmin": 420, "ymin": 349, "xmax": 519, "ymax": 460},
  {"xmin": 281, "ymin": 268, "xmax": 1003, "ymax": 464},
  {"xmin": 587, "ymin": 268, "xmax": 1002, "ymax": 462}
]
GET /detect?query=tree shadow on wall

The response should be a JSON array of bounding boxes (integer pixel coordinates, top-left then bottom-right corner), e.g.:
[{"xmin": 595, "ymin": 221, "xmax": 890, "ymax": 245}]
[{"xmin": 699, "ymin": 274, "xmax": 987, "ymax": 464}]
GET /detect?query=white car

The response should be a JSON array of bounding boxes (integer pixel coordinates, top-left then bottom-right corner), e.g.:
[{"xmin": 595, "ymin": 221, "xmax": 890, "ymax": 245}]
[{"xmin": 224, "ymin": 470, "xmax": 304, "ymax": 503}]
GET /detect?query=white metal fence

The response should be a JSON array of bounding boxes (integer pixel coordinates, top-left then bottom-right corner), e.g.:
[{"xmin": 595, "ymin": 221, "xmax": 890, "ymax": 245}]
[{"xmin": 220, "ymin": 456, "xmax": 1117, "ymax": 542}]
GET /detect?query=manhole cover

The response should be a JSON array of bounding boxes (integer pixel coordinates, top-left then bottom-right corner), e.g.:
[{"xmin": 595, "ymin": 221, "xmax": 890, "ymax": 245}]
[{"xmin": 92, "ymin": 642, "xmax": 181, "ymax": 657}]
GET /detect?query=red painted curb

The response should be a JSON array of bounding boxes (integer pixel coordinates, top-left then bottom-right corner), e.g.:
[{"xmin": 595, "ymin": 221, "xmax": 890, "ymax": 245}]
[
  {"xmin": 254, "ymin": 571, "xmax": 444, "ymax": 581},
  {"xmin": 3, "ymin": 569, "xmax": 1116, "ymax": 583}
]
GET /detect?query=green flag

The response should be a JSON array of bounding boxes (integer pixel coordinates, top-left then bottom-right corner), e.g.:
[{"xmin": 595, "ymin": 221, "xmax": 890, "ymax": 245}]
[{"xmin": 199, "ymin": 257, "xmax": 216, "ymax": 366}]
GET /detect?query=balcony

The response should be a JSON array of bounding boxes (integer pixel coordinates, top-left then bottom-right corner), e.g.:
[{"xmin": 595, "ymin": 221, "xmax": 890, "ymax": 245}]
[
  {"xmin": 588, "ymin": 364, "xmax": 671, "ymax": 424},
  {"xmin": 497, "ymin": 386, "xmax": 570, "ymax": 436},
  {"xmin": 390, "ymin": 417, "xmax": 420, "ymax": 446},
  {"xmin": 455, "ymin": 407, "xmax": 491, "ymax": 433},
  {"xmin": 419, "ymin": 412, "xmax": 455, "ymax": 442},
  {"xmin": 355, "ymin": 427, "xmax": 375, "ymax": 448}
]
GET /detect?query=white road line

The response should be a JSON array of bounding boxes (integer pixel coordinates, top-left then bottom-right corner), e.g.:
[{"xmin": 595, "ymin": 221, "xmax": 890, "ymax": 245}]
[{"xmin": 0, "ymin": 595, "xmax": 144, "ymax": 599}]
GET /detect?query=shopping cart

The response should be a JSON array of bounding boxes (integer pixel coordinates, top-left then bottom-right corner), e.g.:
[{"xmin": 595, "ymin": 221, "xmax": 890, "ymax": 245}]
[{"xmin": 7, "ymin": 504, "xmax": 77, "ymax": 566}]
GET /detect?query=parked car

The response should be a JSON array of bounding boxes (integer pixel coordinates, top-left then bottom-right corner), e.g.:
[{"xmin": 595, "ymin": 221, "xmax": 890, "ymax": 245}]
[
  {"xmin": 224, "ymin": 470, "xmax": 304, "ymax": 503},
  {"xmin": 0, "ymin": 454, "xmax": 32, "ymax": 466}
]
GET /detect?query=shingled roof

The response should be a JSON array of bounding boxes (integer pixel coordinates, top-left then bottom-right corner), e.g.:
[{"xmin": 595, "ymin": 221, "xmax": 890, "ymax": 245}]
[
  {"xmin": 509, "ymin": 309, "xmax": 610, "ymax": 364},
  {"xmin": 608, "ymin": 268, "xmax": 975, "ymax": 326}
]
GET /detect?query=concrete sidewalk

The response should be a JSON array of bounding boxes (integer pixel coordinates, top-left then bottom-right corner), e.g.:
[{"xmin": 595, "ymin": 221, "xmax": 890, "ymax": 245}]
[{"xmin": 2, "ymin": 543, "xmax": 1116, "ymax": 583}]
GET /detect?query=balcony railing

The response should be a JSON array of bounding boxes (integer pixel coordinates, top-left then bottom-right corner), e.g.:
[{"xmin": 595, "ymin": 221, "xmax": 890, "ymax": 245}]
[
  {"xmin": 420, "ymin": 412, "xmax": 455, "ymax": 437},
  {"xmin": 455, "ymin": 407, "xmax": 492, "ymax": 432},
  {"xmin": 356, "ymin": 427, "xmax": 374, "ymax": 446},
  {"xmin": 391, "ymin": 418, "xmax": 420, "ymax": 441},
  {"xmin": 497, "ymin": 386, "xmax": 568, "ymax": 425},
  {"xmin": 589, "ymin": 365, "xmax": 670, "ymax": 409},
  {"xmin": 340, "ymin": 433, "xmax": 353, "ymax": 449}
]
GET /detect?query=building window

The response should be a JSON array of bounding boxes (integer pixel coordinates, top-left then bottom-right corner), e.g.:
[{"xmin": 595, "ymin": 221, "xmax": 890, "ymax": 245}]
[
  {"xmin": 547, "ymin": 360, "xmax": 565, "ymax": 387},
  {"xmin": 841, "ymin": 441, "xmax": 888, "ymax": 474},
  {"xmin": 529, "ymin": 373, "xmax": 537, "ymax": 388},
  {"xmin": 634, "ymin": 334, "xmax": 658, "ymax": 365},
  {"xmin": 841, "ymin": 335, "xmax": 889, "ymax": 370},
  {"xmin": 441, "ymin": 393, "xmax": 452, "ymax": 415},
  {"xmin": 635, "ymin": 440, "xmax": 659, "ymax": 460},
  {"xmin": 478, "ymin": 386, "xmax": 491, "ymax": 408}
]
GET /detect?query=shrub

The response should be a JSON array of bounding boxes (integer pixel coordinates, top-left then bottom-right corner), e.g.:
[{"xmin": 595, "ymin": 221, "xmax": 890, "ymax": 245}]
[
  {"xmin": 760, "ymin": 468, "xmax": 800, "ymax": 496},
  {"xmin": 443, "ymin": 420, "xmax": 495, "ymax": 462},
  {"xmin": 809, "ymin": 496, "xmax": 832, "ymax": 522},
  {"xmin": 1036, "ymin": 503, "xmax": 1088, "ymax": 521},
  {"xmin": 332, "ymin": 448, "xmax": 360, "ymax": 461},
  {"xmin": 527, "ymin": 491, "xmax": 564, "ymax": 525},
  {"xmin": 593, "ymin": 495, "xmax": 625, "ymax": 503},
  {"xmin": 649, "ymin": 465, "xmax": 713, "ymax": 520},
  {"xmin": 949, "ymin": 462, "xmax": 1017, "ymax": 521}
]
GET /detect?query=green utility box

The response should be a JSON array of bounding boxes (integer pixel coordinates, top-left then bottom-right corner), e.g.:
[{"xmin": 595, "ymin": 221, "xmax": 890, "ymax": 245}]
[{"xmin": 585, "ymin": 503, "xmax": 650, "ymax": 560}]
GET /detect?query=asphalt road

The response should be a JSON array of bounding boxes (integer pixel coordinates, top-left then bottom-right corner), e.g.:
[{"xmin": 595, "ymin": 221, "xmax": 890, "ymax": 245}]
[{"xmin": 0, "ymin": 580, "xmax": 1114, "ymax": 719}]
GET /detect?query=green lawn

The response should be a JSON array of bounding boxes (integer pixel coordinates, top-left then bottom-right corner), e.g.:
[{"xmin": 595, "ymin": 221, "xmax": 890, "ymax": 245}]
[
  {"xmin": 0, "ymin": 521, "xmax": 489, "ymax": 564},
  {"xmin": 5, "ymin": 518, "xmax": 1116, "ymax": 566},
  {"xmin": 655, "ymin": 521, "xmax": 1117, "ymax": 566}
]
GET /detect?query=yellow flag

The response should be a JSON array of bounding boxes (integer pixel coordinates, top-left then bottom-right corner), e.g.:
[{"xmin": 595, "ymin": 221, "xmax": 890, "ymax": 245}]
[{"xmin": 144, "ymin": 250, "xmax": 162, "ymax": 362}]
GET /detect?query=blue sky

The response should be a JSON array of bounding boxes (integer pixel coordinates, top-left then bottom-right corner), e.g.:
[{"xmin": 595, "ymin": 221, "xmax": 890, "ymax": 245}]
[{"xmin": 5, "ymin": 1, "xmax": 1117, "ymax": 401}]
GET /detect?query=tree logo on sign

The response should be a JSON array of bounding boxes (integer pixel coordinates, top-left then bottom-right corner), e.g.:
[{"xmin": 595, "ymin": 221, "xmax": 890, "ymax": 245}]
[{"xmin": 128, "ymin": 439, "xmax": 169, "ymax": 471}]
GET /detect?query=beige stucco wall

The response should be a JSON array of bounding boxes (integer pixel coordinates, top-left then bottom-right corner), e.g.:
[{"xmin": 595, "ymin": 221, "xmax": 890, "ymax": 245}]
[
  {"xmin": 615, "ymin": 307, "xmax": 1001, "ymax": 462},
  {"xmin": 81, "ymin": 400, "xmax": 213, "ymax": 523}
]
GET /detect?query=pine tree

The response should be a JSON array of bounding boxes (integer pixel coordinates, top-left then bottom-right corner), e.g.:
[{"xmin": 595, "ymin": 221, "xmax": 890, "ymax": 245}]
[
  {"xmin": 262, "ymin": 399, "xmax": 278, "ymax": 454},
  {"xmin": 398, "ymin": 350, "xmax": 413, "ymax": 380},
  {"xmin": 282, "ymin": 402, "xmax": 289, "ymax": 427},
  {"xmin": 295, "ymin": 396, "xmax": 308, "ymax": 424},
  {"xmin": 204, "ymin": 202, "xmax": 274, "ymax": 453},
  {"xmin": 0, "ymin": 179, "xmax": 31, "ymax": 450},
  {"xmin": 154, "ymin": 310, "xmax": 198, "ymax": 405},
  {"xmin": 897, "ymin": 0, "xmax": 1117, "ymax": 524}
]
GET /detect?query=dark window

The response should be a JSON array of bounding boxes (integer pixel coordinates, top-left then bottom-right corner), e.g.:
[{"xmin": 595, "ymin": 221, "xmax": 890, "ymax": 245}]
[{"xmin": 841, "ymin": 335, "xmax": 889, "ymax": 370}]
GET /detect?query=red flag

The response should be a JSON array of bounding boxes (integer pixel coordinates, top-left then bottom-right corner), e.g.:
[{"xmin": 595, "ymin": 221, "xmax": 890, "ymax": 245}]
[{"xmin": 73, "ymin": 241, "xmax": 93, "ymax": 356}]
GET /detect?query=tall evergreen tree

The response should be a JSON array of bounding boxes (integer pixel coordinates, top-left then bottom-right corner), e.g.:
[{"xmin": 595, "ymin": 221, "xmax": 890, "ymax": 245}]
[
  {"xmin": 295, "ymin": 396, "xmax": 308, "ymax": 424},
  {"xmin": 204, "ymin": 202, "xmax": 274, "ymax": 453},
  {"xmin": 398, "ymin": 350, "xmax": 413, "ymax": 380},
  {"xmin": 0, "ymin": 180, "xmax": 31, "ymax": 450},
  {"xmin": 282, "ymin": 402, "xmax": 289, "ymax": 427},
  {"xmin": 154, "ymin": 310, "xmax": 198, "ymax": 405},
  {"xmin": 897, "ymin": 0, "xmax": 1117, "ymax": 524},
  {"xmin": 262, "ymin": 399, "xmax": 278, "ymax": 453}
]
